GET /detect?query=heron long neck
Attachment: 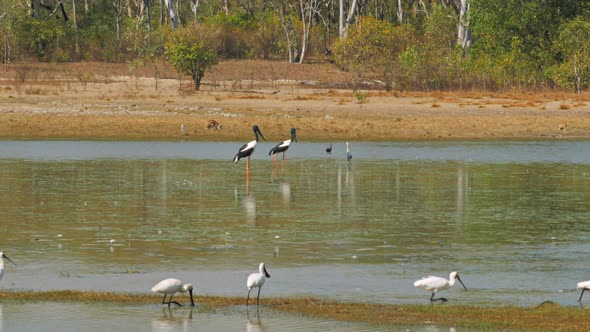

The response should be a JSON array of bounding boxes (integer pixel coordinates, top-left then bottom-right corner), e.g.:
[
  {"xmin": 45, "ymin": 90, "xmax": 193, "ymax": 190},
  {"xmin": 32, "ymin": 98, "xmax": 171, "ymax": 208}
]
[{"xmin": 346, "ymin": 143, "xmax": 349, "ymax": 153}]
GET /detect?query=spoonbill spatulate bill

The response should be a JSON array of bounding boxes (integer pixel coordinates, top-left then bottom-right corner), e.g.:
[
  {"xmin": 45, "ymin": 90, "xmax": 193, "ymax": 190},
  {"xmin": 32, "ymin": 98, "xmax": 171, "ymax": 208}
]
[
  {"xmin": 414, "ymin": 271, "xmax": 467, "ymax": 302},
  {"xmin": 246, "ymin": 263, "xmax": 271, "ymax": 306},
  {"xmin": 151, "ymin": 278, "xmax": 195, "ymax": 307}
]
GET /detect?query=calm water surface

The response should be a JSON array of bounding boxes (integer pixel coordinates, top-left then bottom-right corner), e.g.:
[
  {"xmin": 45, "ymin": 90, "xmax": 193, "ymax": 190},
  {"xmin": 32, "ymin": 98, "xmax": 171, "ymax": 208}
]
[{"xmin": 0, "ymin": 140, "xmax": 589, "ymax": 313}]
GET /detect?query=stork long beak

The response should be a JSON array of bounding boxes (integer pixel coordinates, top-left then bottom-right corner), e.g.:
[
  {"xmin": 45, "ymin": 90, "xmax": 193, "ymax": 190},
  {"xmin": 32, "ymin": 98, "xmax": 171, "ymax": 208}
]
[
  {"xmin": 255, "ymin": 127, "xmax": 267, "ymax": 141},
  {"xmin": 189, "ymin": 289, "xmax": 195, "ymax": 307},
  {"xmin": 3, "ymin": 254, "xmax": 16, "ymax": 266},
  {"xmin": 263, "ymin": 266, "xmax": 270, "ymax": 278},
  {"xmin": 457, "ymin": 276, "xmax": 467, "ymax": 291}
]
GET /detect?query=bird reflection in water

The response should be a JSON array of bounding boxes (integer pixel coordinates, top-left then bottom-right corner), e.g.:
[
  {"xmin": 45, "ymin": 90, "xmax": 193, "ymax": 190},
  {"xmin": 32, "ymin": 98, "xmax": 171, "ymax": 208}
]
[
  {"xmin": 151, "ymin": 307, "xmax": 193, "ymax": 332},
  {"xmin": 280, "ymin": 182, "xmax": 291, "ymax": 207},
  {"xmin": 246, "ymin": 307, "xmax": 264, "ymax": 332}
]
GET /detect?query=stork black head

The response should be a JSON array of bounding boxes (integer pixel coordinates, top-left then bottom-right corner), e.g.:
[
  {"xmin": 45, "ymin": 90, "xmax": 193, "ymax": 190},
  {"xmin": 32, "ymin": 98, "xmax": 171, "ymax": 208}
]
[{"xmin": 253, "ymin": 125, "xmax": 266, "ymax": 142}]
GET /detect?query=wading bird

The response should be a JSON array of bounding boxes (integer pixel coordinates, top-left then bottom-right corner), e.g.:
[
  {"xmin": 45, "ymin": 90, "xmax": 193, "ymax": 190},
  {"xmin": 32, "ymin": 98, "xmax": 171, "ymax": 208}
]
[
  {"xmin": 0, "ymin": 252, "xmax": 16, "ymax": 282},
  {"xmin": 325, "ymin": 144, "xmax": 332, "ymax": 154},
  {"xmin": 577, "ymin": 280, "xmax": 590, "ymax": 302},
  {"xmin": 413, "ymin": 271, "xmax": 467, "ymax": 302},
  {"xmin": 269, "ymin": 128, "xmax": 297, "ymax": 166},
  {"xmin": 346, "ymin": 142, "xmax": 352, "ymax": 162},
  {"xmin": 151, "ymin": 278, "xmax": 195, "ymax": 307},
  {"xmin": 180, "ymin": 123, "xmax": 187, "ymax": 135},
  {"xmin": 246, "ymin": 263, "xmax": 271, "ymax": 306},
  {"xmin": 233, "ymin": 125, "xmax": 267, "ymax": 173}
]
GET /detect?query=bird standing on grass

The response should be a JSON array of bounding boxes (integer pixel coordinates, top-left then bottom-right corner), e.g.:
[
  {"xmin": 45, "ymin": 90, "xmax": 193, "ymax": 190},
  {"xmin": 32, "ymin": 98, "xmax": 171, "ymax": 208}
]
[
  {"xmin": 246, "ymin": 263, "xmax": 271, "ymax": 306},
  {"xmin": 152, "ymin": 278, "xmax": 195, "ymax": 307},
  {"xmin": 577, "ymin": 280, "xmax": 590, "ymax": 302}
]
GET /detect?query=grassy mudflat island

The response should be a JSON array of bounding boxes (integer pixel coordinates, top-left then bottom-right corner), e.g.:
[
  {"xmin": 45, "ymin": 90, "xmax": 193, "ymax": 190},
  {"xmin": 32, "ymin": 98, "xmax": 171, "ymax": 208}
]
[
  {"xmin": 0, "ymin": 61, "xmax": 589, "ymax": 141},
  {"xmin": 0, "ymin": 291, "xmax": 589, "ymax": 331}
]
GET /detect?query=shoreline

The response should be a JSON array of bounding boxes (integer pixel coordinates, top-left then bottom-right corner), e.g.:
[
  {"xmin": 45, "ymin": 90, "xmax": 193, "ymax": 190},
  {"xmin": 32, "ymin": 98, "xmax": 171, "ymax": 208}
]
[
  {"xmin": 0, "ymin": 75, "xmax": 589, "ymax": 142},
  {"xmin": 0, "ymin": 290, "xmax": 588, "ymax": 331}
]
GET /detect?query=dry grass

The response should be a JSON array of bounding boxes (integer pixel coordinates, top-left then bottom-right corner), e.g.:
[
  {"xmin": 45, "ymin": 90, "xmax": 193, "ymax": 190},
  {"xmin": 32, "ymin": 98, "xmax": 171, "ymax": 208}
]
[
  {"xmin": 0, "ymin": 61, "xmax": 589, "ymax": 141},
  {"xmin": 1, "ymin": 291, "xmax": 589, "ymax": 331}
]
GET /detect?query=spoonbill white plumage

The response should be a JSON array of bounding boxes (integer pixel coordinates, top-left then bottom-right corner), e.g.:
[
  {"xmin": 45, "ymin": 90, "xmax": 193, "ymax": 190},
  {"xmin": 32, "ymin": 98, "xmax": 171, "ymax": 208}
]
[
  {"xmin": 233, "ymin": 125, "xmax": 267, "ymax": 172},
  {"xmin": 413, "ymin": 271, "xmax": 467, "ymax": 302},
  {"xmin": 0, "ymin": 252, "xmax": 16, "ymax": 282},
  {"xmin": 346, "ymin": 142, "xmax": 352, "ymax": 162},
  {"xmin": 269, "ymin": 128, "xmax": 297, "ymax": 166},
  {"xmin": 151, "ymin": 278, "xmax": 195, "ymax": 307},
  {"xmin": 577, "ymin": 280, "xmax": 590, "ymax": 302},
  {"xmin": 246, "ymin": 263, "xmax": 271, "ymax": 306}
]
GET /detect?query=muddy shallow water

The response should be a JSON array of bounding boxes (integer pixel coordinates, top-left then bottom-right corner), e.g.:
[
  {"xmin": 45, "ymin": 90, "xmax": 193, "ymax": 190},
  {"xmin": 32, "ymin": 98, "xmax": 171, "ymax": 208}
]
[{"xmin": 0, "ymin": 140, "xmax": 589, "ymax": 308}]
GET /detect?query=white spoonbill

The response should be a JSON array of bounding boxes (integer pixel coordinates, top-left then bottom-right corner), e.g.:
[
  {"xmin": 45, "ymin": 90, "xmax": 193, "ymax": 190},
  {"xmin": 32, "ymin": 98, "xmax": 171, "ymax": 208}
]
[
  {"xmin": 577, "ymin": 280, "xmax": 590, "ymax": 302},
  {"xmin": 151, "ymin": 278, "xmax": 195, "ymax": 307},
  {"xmin": 233, "ymin": 125, "xmax": 267, "ymax": 173},
  {"xmin": 0, "ymin": 252, "xmax": 16, "ymax": 282},
  {"xmin": 413, "ymin": 271, "xmax": 467, "ymax": 302},
  {"xmin": 246, "ymin": 263, "xmax": 271, "ymax": 306}
]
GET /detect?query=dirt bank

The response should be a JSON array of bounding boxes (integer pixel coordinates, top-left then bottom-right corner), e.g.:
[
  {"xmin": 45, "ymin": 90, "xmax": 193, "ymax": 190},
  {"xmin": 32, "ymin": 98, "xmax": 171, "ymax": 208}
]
[{"xmin": 0, "ymin": 62, "xmax": 589, "ymax": 141}]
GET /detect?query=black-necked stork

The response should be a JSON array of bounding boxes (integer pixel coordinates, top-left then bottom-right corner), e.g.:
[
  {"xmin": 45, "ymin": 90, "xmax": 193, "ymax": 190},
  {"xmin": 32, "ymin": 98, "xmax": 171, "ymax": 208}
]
[
  {"xmin": 233, "ymin": 125, "xmax": 266, "ymax": 172},
  {"xmin": 269, "ymin": 127, "xmax": 297, "ymax": 166},
  {"xmin": 326, "ymin": 144, "xmax": 332, "ymax": 154},
  {"xmin": 346, "ymin": 142, "xmax": 352, "ymax": 162}
]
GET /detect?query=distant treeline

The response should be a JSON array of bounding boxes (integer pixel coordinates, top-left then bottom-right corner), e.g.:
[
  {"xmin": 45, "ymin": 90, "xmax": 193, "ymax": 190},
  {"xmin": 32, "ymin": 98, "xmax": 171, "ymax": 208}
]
[{"xmin": 1, "ymin": 0, "xmax": 589, "ymax": 91}]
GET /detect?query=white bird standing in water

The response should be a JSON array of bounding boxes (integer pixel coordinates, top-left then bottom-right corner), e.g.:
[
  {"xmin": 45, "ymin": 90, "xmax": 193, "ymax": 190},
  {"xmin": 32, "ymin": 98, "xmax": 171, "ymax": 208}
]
[
  {"xmin": 0, "ymin": 252, "xmax": 16, "ymax": 282},
  {"xmin": 246, "ymin": 263, "xmax": 271, "ymax": 306},
  {"xmin": 151, "ymin": 278, "xmax": 195, "ymax": 307},
  {"xmin": 413, "ymin": 271, "xmax": 467, "ymax": 302},
  {"xmin": 346, "ymin": 142, "xmax": 352, "ymax": 162},
  {"xmin": 577, "ymin": 280, "xmax": 590, "ymax": 302}
]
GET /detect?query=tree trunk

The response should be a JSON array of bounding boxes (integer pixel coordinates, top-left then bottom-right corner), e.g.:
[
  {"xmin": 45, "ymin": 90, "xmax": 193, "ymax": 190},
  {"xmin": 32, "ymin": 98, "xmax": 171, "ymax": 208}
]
[
  {"xmin": 298, "ymin": 0, "xmax": 307, "ymax": 64},
  {"xmin": 160, "ymin": 0, "xmax": 164, "ymax": 25},
  {"xmin": 338, "ymin": 0, "xmax": 343, "ymax": 38},
  {"xmin": 457, "ymin": 0, "xmax": 471, "ymax": 55},
  {"xmin": 193, "ymin": 72, "xmax": 201, "ymax": 90},
  {"xmin": 31, "ymin": 0, "xmax": 41, "ymax": 17},
  {"xmin": 396, "ymin": 0, "xmax": 402, "ymax": 24},
  {"xmin": 222, "ymin": 0, "xmax": 229, "ymax": 14},
  {"xmin": 190, "ymin": 0, "xmax": 199, "ymax": 20},
  {"xmin": 144, "ymin": 0, "xmax": 151, "ymax": 30},
  {"xmin": 164, "ymin": 0, "xmax": 178, "ymax": 29},
  {"xmin": 342, "ymin": 0, "xmax": 357, "ymax": 37},
  {"xmin": 113, "ymin": 0, "xmax": 122, "ymax": 48},
  {"xmin": 72, "ymin": 0, "xmax": 80, "ymax": 59}
]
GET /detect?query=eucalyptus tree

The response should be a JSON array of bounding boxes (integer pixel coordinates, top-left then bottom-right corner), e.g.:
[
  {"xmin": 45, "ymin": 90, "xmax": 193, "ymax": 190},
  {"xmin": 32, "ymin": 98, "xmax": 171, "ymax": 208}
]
[{"xmin": 552, "ymin": 18, "xmax": 590, "ymax": 93}]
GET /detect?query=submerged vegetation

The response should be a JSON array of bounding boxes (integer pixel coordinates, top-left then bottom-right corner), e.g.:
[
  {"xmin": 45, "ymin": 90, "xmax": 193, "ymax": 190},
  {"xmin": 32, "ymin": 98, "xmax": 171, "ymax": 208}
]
[
  {"xmin": 0, "ymin": 291, "xmax": 589, "ymax": 331},
  {"xmin": 1, "ymin": 1, "xmax": 590, "ymax": 92}
]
